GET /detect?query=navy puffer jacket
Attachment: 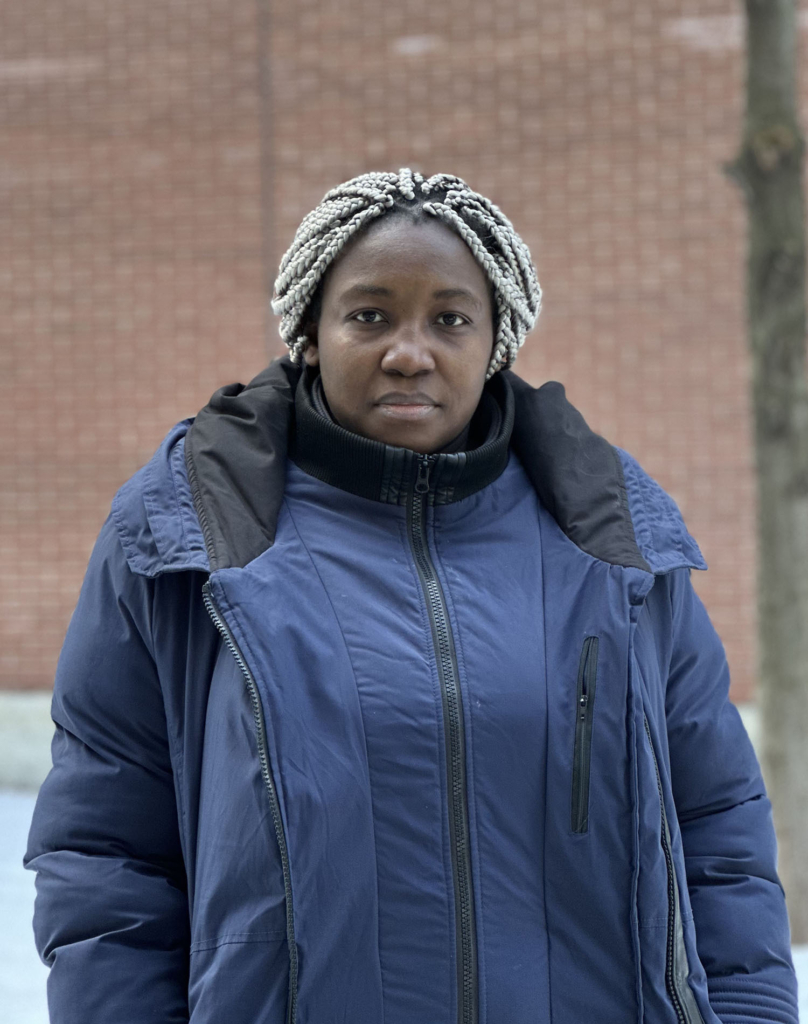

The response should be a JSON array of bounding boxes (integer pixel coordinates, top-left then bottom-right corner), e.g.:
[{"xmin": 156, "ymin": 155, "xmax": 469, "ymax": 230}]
[{"xmin": 26, "ymin": 358, "xmax": 797, "ymax": 1024}]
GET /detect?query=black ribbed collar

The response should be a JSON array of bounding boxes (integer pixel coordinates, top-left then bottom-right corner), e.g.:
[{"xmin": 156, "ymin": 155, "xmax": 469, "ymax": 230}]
[{"xmin": 290, "ymin": 369, "xmax": 514, "ymax": 506}]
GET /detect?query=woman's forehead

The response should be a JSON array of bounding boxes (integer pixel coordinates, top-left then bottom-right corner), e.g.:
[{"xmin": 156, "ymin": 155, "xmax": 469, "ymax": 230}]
[{"xmin": 322, "ymin": 216, "xmax": 490, "ymax": 298}]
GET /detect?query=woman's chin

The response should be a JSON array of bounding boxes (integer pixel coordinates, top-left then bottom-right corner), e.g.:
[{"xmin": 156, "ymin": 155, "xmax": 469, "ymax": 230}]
[{"xmin": 356, "ymin": 410, "xmax": 446, "ymax": 452}]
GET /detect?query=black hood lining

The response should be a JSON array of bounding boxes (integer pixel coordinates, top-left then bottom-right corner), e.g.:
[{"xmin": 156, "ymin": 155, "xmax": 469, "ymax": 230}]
[
  {"xmin": 185, "ymin": 356, "xmax": 650, "ymax": 573},
  {"xmin": 505, "ymin": 372, "xmax": 650, "ymax": 572},
  {"xmin": 185, "ymin": 357, "xmax": 299, "ymax": 572}
]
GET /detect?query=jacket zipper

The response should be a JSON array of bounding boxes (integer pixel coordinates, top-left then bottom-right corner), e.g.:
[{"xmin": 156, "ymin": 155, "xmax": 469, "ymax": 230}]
[
  {"xmin": 408, "ymin": 454, "xmax": 478, "ymax": 1024},
  {"xmin": 202, "ymin": 581, "xmax": 298, "ymax": 1024},
  {"xmin": 642, "ymin": 715, "xmax": 704, "ymax": 1024},
  {"xmin": 571, "ymin": 635, "xmax": 599, "ymax": 833}
]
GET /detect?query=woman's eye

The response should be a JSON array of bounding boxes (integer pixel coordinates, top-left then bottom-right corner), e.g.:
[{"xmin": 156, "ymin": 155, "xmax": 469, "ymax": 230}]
[
  {"xmin": 353, "ymin": 310, "xmax": 385, "ymax": 324},
  {"xmin": 437, "ymin": 312, "xmax": 467, "ymax": 327}
]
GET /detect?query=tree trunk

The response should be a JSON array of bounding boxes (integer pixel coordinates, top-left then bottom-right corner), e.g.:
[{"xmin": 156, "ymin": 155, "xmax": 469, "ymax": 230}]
[{"xmin": 729, "ymin": 0, "xmax": 808, "ymax": 941}]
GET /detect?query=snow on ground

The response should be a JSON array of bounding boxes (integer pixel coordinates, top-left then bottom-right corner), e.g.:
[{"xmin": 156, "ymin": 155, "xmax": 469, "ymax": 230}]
[
  {"xmin": 795, "ymin": 946, "xmax": 808, "ymax": 1023},
  {"xmin": 1, "ymin": 792, "xmax": 49, "ymax": 1024},
  {"xmin": 1, "ymin": 790, "xmax": 806, "ymax": 1023}
]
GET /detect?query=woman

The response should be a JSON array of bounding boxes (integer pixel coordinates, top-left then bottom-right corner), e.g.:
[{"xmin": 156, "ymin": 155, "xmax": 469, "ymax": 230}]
[{"xmin": 26, "ymin": 169, "xmax": 797, "ymax": 1024}]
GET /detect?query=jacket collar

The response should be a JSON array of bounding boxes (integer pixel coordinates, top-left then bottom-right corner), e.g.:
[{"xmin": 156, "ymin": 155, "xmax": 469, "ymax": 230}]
[
  {"xmin": 290, "ymin": 367, "xmax": 513, "ymax": 508},
  {"xmin": 184, "ymin": 355, "xmax": 660, "ymax": 573}
]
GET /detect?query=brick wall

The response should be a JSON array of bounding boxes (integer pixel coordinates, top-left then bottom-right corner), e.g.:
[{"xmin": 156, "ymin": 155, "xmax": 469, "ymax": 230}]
[{"xmin": 2, "ymin": 0, "xmax": 789, "ymax": 697}]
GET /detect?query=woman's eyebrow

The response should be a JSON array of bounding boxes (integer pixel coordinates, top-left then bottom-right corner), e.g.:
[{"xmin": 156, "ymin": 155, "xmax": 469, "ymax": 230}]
[
  {"xmin": 432, "ymin": 288, "xmax": 483, "ymax": 311},
  {"xmin": 339, "ymin": 284, "xmax": 394, "ymax": 301},
  {"xmin": 338, "ymin": 283, "xmax": 483, "ymax": 311}
]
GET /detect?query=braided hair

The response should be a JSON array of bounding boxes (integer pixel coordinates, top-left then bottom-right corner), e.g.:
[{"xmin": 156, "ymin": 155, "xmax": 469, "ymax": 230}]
[{"xmin": 271, "ymin": 168, "xmax": 541, "ymax": 378}]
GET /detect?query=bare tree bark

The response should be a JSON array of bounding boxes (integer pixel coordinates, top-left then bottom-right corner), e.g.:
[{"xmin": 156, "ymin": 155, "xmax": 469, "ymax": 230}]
[{"xmin": 727, "ymin": 0, "xmax": 808, "ymax": 941}]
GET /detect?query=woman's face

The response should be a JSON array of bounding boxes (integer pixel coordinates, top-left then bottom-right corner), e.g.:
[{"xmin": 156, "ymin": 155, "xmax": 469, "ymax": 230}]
[{"xmin": 303, "ymin": 216, "xmax": 495, "ymax": 453}]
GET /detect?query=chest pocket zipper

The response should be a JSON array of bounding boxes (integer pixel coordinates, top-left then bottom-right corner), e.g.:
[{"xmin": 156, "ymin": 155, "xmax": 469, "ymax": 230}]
[{"xmin": 571, "ymin": 635, "xmax": 599, "ymax": 834}]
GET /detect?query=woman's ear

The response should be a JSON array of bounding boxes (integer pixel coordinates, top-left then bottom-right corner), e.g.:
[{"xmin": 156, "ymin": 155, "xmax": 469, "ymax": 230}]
[{"xmin": 302, "ymin": 322, "xmax": 319, "ymax": 367}]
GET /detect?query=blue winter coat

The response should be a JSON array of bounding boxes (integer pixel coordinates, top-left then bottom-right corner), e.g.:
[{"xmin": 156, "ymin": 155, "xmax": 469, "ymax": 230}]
[{"xmin": 25, "ymin": 358, "xmax": 798, "ymax": 1024}]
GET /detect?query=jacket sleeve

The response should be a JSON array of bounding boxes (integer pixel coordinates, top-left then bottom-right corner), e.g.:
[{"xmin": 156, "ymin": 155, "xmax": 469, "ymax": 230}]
[
  {"xmin": 664, "ymin": 567, "xmax": 798, "ymax": 1024},
  {"xmin": 24, "ymin": 515, "xmax": 190, "ymax": 1023}
]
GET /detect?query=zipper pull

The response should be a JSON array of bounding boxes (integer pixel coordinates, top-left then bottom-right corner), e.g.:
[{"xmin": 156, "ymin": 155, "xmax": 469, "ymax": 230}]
[
  {"xmin": 579, "ymin": 693, "xmax": 588, "ymax": 720},
  {"xmin": 415, "ymin": 454, "xmax": 434, "ymax": 494}
]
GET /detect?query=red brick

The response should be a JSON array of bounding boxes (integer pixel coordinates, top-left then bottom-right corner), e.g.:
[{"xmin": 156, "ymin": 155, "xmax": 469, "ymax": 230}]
[{"xmin": 1, "ymin": 0, "xmax": 788, "ymax": 700}]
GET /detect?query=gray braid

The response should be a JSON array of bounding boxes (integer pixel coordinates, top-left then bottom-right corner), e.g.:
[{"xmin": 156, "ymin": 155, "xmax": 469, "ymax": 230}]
[{"xmin": 271, "ymin": 169, "xmax": 541, "ymax": 378}]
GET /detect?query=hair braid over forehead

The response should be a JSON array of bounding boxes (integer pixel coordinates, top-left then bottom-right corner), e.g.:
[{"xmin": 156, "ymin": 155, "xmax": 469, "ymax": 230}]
[{"xmin": 271, "ymin": 169, "xmax": 541, "ymax": 378}]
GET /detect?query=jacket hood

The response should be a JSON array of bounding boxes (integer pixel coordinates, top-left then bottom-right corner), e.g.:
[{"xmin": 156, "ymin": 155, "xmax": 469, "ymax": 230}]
[
  {"xmin": 111, "ymin": 421, "xmax": 210, "ymax": 578},
  {"xmin": 110, "ymin": 356, "xmax": 706, "ymax": 578}
]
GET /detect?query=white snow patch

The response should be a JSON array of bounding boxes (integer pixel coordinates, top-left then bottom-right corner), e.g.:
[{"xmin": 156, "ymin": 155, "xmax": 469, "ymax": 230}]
[
  {"xmin": 664, "ymin": 11, "xmax": 808, "ymax": 52},
  {"xmin": 0, "ymin": 57, "xmax": 102, "ymax": 81},
  {"xmin": 392, "ymin": 35, "xmax": 441, "ymax": 57}
]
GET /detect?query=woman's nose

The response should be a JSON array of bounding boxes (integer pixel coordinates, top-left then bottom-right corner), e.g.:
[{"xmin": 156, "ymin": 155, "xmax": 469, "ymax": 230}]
[{"xmin": 380, "ymin": 324, "xmax": 436, "ymax": 376}]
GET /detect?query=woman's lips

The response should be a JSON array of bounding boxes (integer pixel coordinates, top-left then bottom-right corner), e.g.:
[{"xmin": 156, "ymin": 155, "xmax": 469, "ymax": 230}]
[
  {"xmin": 377, "ymin": 403, "xmax": 437, "ymax": 420},
  {"xmin": 375, "ymin": 394, "xmax": 439, "ymax": 420}
]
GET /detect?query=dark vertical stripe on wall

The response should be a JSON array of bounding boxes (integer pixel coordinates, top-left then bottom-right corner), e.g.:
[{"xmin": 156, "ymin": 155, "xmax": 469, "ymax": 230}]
[{"xmin": 255, "ymin": 0, "xmax": 275, "ymax": 355}]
